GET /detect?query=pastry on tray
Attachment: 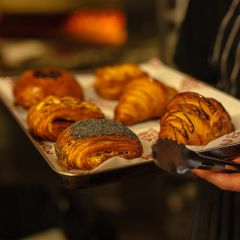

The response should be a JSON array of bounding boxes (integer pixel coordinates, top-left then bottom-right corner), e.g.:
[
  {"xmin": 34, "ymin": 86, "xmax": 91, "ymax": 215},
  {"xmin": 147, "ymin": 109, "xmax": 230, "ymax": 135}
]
[
  {"xmin": 55, "ymin": 119, "xmax": 143, "ymax": 170},
  {"xmin": 95, "ymin": 63, "xmax": 147, "ymax": 100},
  {"xmin": 159, "ymin": 92, "xmax": 234, "ymax": 145},
  {"xmin": 27, "ymin": 96, "xmax": 104, "ymax": 141},
  {"xmin": 114, "ymin": 76, "xmax": 177, "ymax": 125},
  {"xmin": 13, "ymin": 68, "xmax": 83, "ymax": 109}
]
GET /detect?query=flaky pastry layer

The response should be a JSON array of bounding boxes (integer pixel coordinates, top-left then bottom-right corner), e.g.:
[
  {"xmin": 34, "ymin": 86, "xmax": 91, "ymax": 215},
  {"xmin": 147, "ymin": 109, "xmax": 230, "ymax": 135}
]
[
  {"xmin": 114, "ymin": 76, "xmax": 177, "ymax": 125},
  {"xmin": 159, "ymin": 92, "xmax": 234, "ymax": 145},
  {"xmin": 27, "ymin": 96, "xmax": 104, "ymax": 141},
  {"xmin": 95, "ymin": 64, "xmax": 147, "ymax": 100},
  {"xmin": 55, "ymin": 119, "xmax": 143, "ymax": 170},
  {"xmin": 13, "ymin": 68, "xmax": 83, "ymax": 109}
]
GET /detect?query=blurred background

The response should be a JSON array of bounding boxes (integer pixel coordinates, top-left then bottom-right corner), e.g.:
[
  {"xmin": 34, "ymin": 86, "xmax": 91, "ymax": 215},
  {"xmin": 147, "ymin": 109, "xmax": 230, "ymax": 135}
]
[
  {"xmin": 0, "ymin": 0, "xmax": 189, "ymax": 75},
  {"xmin": 0, "ymin": 1, "xmax": 206, "ymax": 240}
]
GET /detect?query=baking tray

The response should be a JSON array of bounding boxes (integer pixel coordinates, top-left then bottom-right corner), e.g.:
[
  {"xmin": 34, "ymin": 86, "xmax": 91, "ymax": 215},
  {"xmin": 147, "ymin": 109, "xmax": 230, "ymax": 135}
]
[
  {"xmin": 1, "ymin": 58, "xmax": 240, "ymax": 188},
  {"xmin": 0, "ymin": 66, "xmax": 160, "ymax": 188}
]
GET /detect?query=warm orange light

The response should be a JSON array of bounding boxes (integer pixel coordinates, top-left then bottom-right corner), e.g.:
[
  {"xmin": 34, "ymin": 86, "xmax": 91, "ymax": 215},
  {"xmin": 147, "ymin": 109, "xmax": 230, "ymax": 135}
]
[{"xmin": 64, "ymin": 9, "xmax": 127, "ymax": 46}]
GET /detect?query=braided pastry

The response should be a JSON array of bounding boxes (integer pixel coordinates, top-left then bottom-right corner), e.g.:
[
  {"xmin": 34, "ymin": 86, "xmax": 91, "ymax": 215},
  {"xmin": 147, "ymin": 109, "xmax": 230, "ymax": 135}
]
[
  {"xmin": 159, "ymin": 92, "xmax": 234, "ymax": 145},
  {"xmin": 114, "ymin": 76, "xmax": 177, "ymax": 125},
  {"xmin": 55, "ymin": 119, "xmax": 143, "ymax": 170},
  {"xmin": 13, "ymin": 68, "xmax": 83, "ymax": 109},
  {"xmin": 27, "ymin": 96, "xmax": 104, "ymax": 141},
  {"xmin": 95, "ymin": 64, "xmax": 147, "ymax": 100}
]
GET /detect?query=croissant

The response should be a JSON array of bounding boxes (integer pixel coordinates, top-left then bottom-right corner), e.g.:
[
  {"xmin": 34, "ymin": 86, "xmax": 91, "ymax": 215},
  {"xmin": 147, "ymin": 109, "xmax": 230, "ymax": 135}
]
[
  {"xmin": 159, "ymin": 92, "xmax": 234, "ymax": 145},
  {"xmin": 114, "ymin": 76, "xmax": 177, "ymax": 125},
  {"xmin": 13, "ymin": 68, "xmax": 83, "ymax": 109},
  {"xmin": 27, "ymin": 96, "xmax": 104, "ymax": 141},
  {"xmin": 95, "ymin": 63, "xmax": 147, "ymax": 100},
  {"xmin": 55, "ymin": 119, "xmax": 143, "ymax": 170}
]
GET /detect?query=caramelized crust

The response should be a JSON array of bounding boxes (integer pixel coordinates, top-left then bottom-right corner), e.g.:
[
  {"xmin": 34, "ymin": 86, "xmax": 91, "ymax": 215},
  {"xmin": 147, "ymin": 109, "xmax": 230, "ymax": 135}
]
[
  {"xmin": 95, "ymin": 64, "xmax": 147, "ymax": 100},
  {"xmin": 159, "ymin": 92, "xmax": 234, "ymax": 145},
  {"xmin": 114, "ymin": 76, "xmax": 177, "ymax": 125},
  {"xmin": 55, "ymin": 119, "xmax": 143, "ymax": 170},
  {"xmin": 27, "ymin": 96, "xmax": 104, "ymax": 141},
  {"xmin": 13, "ymin": 68, "xmax": 83, "ymax": 109}
]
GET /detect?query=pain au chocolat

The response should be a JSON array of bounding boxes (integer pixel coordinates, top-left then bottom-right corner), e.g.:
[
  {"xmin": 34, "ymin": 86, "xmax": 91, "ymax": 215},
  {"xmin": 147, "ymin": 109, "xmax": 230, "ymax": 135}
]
[
  {"xmin": 27, "ymin": 96, "xmax": 104, "ymax": 141},
  {"xmin": 95, "ymin": 63, "xmax": 147, "ymax": 100},
  {"xmin": 13, "ymin": 68, "xmax": 83, "ymax": 109},
  {"xmin": 159, "ymin": 92, "xmax": 234, "ymax": 145},
  {"xmin": 55, "ymin": 119, "xmax": 143, "ymax": 170},
  {"xmin": 114, "ymin": 76, "xmax": 177, "ymax": 125}
]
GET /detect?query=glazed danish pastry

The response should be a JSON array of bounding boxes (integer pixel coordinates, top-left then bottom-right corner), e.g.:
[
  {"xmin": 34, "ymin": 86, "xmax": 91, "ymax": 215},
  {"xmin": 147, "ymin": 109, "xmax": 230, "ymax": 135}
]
[
  {"xmin": 55, "ymin": 119, "xmax": 143, "ymax": 170},
  {"xmin": 27, "ymin": 96, "xmax": 104, "ymax": 141},
  {"xmin": 95, "ymin": 63, "xmax": 147, "ymax": 100},
  {"xmin": 13, "ymin": 68, "xmax": 83, "ymax": 109},
  {"xmin": 159, "ymin": 92, "xmax": 234, "ymax": 145},
  {"xmin": 114, "ymin": 76, "xmax": 177, "ymax": 125}
]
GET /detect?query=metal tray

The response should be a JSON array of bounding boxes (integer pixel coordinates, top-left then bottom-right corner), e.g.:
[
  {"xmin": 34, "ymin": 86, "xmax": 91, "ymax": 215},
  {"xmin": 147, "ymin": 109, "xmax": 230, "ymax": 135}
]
[
  {"xmin": 1, "ymin": 60, "xmax": 240, "ymax": 188},
  {"xmin": 0, "ymin": 72, "xmax": 161, "ymax": 188}
]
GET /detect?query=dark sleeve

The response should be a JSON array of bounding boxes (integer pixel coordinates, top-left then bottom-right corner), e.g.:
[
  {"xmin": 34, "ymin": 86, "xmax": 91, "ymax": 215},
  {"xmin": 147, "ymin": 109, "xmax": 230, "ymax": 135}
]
[{"xmin": 174, "ymin": 0, "xmax": 231, "ymax": 85}]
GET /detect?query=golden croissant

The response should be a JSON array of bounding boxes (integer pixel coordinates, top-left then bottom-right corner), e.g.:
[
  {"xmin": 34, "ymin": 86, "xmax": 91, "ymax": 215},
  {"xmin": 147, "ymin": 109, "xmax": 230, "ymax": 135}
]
[
  {"xmin": 13, "ymin": 68, "xmax": 84, "ymax": 109},
  {"xmin": 95, "ymin": 63, "xmax": 147, "ymax": 100},
  {"xmin": 27, "ymin": 96, "xmax": 104, "ymax": 141},
  {"xmin": 159, "ymin": 92, "xmax": 234, "ymax": 145},
  {"xmin": 114, "ymin": 76, "xmax": 177, "ymax": 125},
  {"xmin": 55, "ymin": 119, "xmax": 143, "ymax": 170}
]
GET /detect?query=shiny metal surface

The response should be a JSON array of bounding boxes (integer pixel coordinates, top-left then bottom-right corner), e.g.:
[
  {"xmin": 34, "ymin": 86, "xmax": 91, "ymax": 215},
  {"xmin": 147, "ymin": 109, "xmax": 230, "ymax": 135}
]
[{"xmin": 152, "ymin": 139, "xmax": 240, "ymax": 174}]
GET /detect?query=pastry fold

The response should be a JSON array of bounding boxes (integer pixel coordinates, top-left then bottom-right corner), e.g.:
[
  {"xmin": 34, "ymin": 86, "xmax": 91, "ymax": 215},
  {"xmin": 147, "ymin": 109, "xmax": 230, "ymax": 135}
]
[
  {"xmin": 13, "ymin": 68, "xmax": 83, "ymax": 109},
  {"xmin": 159, "ymin": 92, "xmax": 234, "ymax": 145},
  {"xmin": 114, "ymin": 76, "xmax": 177, "ymax": 125},
  {"xmin": 95, "ymin": 64, "xmax": 147, "ymax": 100},
  {"xmin": 27, "ymin": 96, "xmax": 104, "ymax": 141},
  {"xmin": 55, "ymin": 119, "xmax": 143, "ymax": 170}
]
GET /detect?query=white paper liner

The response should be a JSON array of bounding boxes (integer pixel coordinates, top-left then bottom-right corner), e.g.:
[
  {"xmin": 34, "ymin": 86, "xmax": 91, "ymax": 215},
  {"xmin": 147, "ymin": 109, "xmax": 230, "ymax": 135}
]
[{"xmin": 0, "ymin": 58, "xmax": 239, "ymax": 176}]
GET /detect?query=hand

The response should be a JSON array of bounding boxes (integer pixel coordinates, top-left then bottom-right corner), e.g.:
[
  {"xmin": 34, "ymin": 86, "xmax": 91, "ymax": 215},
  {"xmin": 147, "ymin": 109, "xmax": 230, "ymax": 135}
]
[{"xmin": 192, "ymin": 158, "xmax": 240, "ymax": 192}]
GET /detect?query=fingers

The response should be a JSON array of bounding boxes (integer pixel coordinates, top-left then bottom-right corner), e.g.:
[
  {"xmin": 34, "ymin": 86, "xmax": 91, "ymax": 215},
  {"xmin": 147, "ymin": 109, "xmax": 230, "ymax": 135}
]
[
  {"xmin": 192, "ymin": 169, "xmax": 240, "ymax": 192},
  {"xmin": 233, "ymin": 157, "xmax": 240, "ymax": 164}
]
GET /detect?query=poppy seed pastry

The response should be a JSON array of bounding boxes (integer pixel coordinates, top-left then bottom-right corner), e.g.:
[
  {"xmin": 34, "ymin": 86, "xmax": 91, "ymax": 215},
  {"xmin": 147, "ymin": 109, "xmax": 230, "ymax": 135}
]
[
  {"xmin": 55, "ymin": 119, "xmax": 143, "ymax": 170},
  {"xmin": 13, "ymin": 68, "xmax": 84, "ymax": 109},
  {"xmin": 27, "ymin": 96, "xmax": 104, "ymax": 141},
  {"xmin": 159, "ymin": 92, "xmax": 234, "ymax": 145}
]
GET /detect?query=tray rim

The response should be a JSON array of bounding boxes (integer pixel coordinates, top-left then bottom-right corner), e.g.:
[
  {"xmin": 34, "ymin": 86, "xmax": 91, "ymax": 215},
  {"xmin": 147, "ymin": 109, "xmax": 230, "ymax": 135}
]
[
  {"xmin": 1, "ymin": 59, "xmax": 240, "ymax": 187},
  {"xmin": 0, "ymin": 76, "xmax": 156, "ymax": 178}
]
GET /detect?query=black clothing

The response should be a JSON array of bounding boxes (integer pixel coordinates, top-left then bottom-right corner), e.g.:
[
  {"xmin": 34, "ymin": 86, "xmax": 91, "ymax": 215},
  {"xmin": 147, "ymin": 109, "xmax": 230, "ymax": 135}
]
[
  {"xmin": 174, "ymin": 1, "xmax": 240, "ymax": 239},
  {"xmin": 175, "ymin": 0, "xmax": 240, "ymax": 97}
]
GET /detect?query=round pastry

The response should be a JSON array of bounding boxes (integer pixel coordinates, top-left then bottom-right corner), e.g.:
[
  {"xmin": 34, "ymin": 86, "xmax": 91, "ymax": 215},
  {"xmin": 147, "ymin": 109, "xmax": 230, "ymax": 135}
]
[
  {"xmin": 114, "ymin": 76, "xmax": 177, "ymax": 125},
  {"xmin": 55, "ymin": 119, "xmax": 143, "ymax": 170},
  {"xmin": 95, "ymin": 63, "xmax": 147, "ymax": 100},
  {"xmin": 27, "ymin": 96, "xmax": 104, "ymax": 141},
  {"xmin": 159, "ymin": 92, "xmax": 234, "ymax": 145},
  {"xmin": 13, "ymin": 68, "xmax": 84, "ymax": 109}
]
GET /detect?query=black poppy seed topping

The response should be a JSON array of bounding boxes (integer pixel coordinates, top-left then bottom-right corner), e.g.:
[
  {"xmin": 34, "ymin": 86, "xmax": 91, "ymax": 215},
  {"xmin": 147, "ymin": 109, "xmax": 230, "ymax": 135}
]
[
  {"xmin": 69, "ymin": 119, "xmax": 139, "ymax": 140},
  {"xmin": 33, "ymin": 69, "xmax": 62, "ymax": 79}
]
